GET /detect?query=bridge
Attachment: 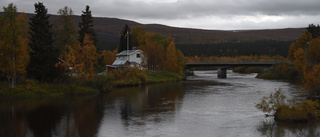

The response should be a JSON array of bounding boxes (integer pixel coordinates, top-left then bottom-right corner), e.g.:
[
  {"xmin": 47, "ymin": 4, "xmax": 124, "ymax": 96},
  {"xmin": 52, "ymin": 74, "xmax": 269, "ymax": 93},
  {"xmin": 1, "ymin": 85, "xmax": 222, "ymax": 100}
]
[{"xmin": 185, "ymin": 60, "xmax": 289, "ymax": 78}]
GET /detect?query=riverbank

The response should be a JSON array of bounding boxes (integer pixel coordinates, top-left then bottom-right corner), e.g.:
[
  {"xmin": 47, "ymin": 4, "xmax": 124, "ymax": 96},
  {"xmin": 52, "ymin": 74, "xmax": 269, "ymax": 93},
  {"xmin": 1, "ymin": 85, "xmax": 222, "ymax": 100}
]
[
  {"xmin": 255, "ymin": 63, "xmax": 299, "ymax": 79},
  {"xmin": 232, "ymin": 66, "xmax": 263, "ymax": 74},
  {"xmin": 0, "ymin": 69, "xmax": 183, "ymax": 98}
]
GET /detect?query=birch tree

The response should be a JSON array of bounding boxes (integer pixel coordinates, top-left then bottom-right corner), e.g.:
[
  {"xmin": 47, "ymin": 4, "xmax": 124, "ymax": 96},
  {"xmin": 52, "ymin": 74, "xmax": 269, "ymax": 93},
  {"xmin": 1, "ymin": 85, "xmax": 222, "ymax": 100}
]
[{"xmin": 0, "ymin": 3, "xmax": 29, "ymax": 87}]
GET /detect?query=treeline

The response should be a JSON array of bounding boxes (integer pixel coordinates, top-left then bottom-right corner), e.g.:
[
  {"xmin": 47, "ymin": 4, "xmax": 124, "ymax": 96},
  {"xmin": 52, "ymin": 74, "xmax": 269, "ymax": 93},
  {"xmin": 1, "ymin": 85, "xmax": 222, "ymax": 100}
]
[
  {"xmin": 176, "ymin": 40, "xmax": 293, "ymax": 57},
  {"xmin": 185, "ymin": 55, "xmax": 285, "ymax": 62},
  {"xmin": 0, "ymin": 3, "xmax": 106, "ymax": 87}
]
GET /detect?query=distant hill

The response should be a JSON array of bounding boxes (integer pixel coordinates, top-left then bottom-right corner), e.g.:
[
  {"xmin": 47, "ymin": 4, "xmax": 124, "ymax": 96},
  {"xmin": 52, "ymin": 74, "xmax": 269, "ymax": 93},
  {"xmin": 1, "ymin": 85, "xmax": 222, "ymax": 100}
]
[{"xmin": 1, "ymin": 12, "xmax": 306, "ymax": 56}]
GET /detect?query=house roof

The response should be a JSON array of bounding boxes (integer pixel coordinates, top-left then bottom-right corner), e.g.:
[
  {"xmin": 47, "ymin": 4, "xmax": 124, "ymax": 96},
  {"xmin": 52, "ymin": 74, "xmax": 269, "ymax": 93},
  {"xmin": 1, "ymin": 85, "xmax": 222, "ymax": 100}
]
[
  {"xmin": 109, "ymin": 60, "xmax": 141, "ymax": 66},
  {"xmin": 116, "ymin": 49, "xmax": 143, "ymax": 56},
  {"xmin": 112, "ymin": 60, "xmax": 129, "ymax": 66}
]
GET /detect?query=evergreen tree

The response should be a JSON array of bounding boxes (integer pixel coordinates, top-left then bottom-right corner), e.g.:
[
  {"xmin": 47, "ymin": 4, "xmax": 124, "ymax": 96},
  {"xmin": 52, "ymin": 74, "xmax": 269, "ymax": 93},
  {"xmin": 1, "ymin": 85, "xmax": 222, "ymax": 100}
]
[
  {"xmin": 307, "ymin": 24, "xmax": 320, "ymax": 38},
  {"xmin": 79, "ymin": 5, "xmax": 97, "ymax": 46},
  {"xmin": 118, "ymin": 25, "xmax": 131, "ymax": 53},
  {"xmin": 28, "ymin": 2, "xmax": 58, "ymax": 82}
]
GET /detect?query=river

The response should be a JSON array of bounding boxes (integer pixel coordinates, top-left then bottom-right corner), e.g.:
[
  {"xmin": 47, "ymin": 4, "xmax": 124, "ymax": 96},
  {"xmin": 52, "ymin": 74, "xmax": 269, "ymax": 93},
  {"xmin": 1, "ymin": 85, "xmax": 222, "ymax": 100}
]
[{"xmin": 1, "ymin": 70, "xmax": 319, "ymax": 137}]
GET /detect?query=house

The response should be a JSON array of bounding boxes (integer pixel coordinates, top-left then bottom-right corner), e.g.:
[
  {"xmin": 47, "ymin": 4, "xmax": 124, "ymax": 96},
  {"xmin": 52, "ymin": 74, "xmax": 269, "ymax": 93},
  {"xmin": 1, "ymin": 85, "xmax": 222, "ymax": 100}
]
[{"xmin": 106, "ymin": 49, "xmax": 144, "ymax": 72}]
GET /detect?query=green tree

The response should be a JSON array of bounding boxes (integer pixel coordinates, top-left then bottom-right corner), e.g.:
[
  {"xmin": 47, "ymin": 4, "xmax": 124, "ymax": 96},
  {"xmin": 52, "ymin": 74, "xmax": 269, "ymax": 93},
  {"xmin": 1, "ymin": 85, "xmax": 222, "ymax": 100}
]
[
  {"xmin": 307, "ymin": 24, "xmax": 320, "ymax": 38},
  {"xmin": 55, "ymin": 6, "xmax": 78, "ymax": 56},
  {"xmin": 78, "ymin": 5, "xmax": 97, "ymax": 46},
  {"xmin": 0, "ymin": 3, "xmax": 30, "ymax": 87},
  {"xmin": 176, "ymin": 49, "xmax": 185, "ymax": 75},
  {"xmin": 28, "ymin": 2, "xmax": 58, "ymax": 82},
  {"xmin": 119, "ymin": 24, "xmax": 131, "ymax": 53}
]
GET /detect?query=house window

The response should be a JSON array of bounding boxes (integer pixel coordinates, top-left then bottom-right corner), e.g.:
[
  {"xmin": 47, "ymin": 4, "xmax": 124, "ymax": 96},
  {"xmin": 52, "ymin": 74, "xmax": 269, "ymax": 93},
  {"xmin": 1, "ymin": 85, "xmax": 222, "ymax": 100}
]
[{"xmin": 137, "ymin": 54, "xmax": 141, "ymax": 58}]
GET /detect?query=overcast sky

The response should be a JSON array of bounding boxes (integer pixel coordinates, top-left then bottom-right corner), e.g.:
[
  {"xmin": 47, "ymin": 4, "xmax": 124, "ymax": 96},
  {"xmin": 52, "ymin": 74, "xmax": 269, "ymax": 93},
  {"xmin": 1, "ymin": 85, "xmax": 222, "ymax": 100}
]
[{"xmin": 2, "ymin": 0, "xmax": 320, "ymax": 30}]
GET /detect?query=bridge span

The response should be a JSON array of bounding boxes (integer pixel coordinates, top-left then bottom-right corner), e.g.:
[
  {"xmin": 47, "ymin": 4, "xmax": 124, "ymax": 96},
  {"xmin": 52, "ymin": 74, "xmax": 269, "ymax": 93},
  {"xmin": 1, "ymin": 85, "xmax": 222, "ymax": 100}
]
[{"xmin": 185, "ymin": 60, "xmax": 289, "ymax": 78}]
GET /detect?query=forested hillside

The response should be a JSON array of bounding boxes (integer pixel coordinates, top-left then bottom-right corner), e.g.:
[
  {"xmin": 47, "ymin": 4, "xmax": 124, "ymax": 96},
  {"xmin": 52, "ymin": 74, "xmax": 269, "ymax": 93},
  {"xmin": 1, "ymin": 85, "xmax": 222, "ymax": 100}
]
[
  {"xmin": 177, "ymin": 40, "xmax": 293, "ymax": 57},
  {"xmin": 1, "ymin": 12, "xmax": 306, "ymax": 56}
]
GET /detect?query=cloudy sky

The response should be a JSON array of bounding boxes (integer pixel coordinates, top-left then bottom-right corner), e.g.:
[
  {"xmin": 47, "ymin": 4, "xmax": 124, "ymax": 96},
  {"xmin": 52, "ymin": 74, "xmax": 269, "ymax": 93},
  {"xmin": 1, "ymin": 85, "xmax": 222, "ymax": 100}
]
[{"xmin": 2, "ymin": 0, "xmax": 320, "ymax": 30}]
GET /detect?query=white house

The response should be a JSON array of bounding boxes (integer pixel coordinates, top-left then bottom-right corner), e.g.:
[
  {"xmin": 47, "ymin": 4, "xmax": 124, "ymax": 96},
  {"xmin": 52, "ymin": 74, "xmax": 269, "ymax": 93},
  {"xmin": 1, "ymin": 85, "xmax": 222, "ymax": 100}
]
[{"xmin": 106, "ymin": 49, "xmax": 144, "ymax": 72}]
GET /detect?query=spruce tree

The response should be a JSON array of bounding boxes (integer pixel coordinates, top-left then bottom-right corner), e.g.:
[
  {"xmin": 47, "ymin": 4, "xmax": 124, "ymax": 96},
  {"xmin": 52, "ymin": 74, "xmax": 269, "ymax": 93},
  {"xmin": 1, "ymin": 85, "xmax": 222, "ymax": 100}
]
[
  {"xmin": 307, "ymin": 24, "xmax": 320, "ymax": 38},
  {"xmin": 119, "ymin": 24, "xmax": 131, "ymax": 53},
  {"xmin": 28, "ymin": 2, "xmax": 58, "ymax": 82},
  {"xmin": 79, "ymin": 5, "xmax": 97, "ymax": 46}
]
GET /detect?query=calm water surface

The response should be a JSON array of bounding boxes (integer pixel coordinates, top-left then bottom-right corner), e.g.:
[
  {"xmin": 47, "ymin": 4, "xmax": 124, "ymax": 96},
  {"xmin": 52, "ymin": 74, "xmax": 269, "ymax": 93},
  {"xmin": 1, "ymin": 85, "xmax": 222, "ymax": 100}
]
[{"xmin": 1, "ymin": 70, "xmax": 320, "ymax": 137}]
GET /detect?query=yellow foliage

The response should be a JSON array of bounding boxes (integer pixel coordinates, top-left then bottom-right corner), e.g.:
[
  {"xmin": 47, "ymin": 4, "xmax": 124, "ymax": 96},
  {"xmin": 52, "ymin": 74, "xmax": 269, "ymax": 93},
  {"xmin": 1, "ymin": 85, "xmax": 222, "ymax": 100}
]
[
  {"xmin": 165, "ymin": 39, "xmax": 178, "ymax": 73},
  {"xmin": 0, "ymin": 7, "xmax": 30, "ymax": 87},
  {"xmin": 307, "ymin": 37, "xmax": 320, "ymax": 64},
  {"xmin": 102, "ymin": 50, "xmax": 116, "ymax": 65},
  {"xmin": 56, "ymin": 34, "xmax": 97, "ymax": 79},
  {"xmin": 288, "ymin": 31, "xmax": 312, "ymax": 61},
  {"xmin": 303, "ymin": 64, "xmax": 320, "ymax": 91},
  {"xmin": 293, "ymin": 48, "xmax": 306, "ymax": 74}
]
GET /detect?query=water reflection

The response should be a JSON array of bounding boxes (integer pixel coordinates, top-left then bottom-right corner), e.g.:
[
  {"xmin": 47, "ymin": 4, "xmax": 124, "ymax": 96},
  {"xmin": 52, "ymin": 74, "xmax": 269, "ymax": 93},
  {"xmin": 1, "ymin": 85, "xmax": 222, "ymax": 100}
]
[
  {"xmin": 0, "ymin": 96, "xmax": 105, "ymax": 137},
  {"xmin": 101, "ymin": 82, "xmax": 184, "ymax": 131},
  {"xmin": 257, "ymin": 118, "xmax": 320, "ymax": 137}
]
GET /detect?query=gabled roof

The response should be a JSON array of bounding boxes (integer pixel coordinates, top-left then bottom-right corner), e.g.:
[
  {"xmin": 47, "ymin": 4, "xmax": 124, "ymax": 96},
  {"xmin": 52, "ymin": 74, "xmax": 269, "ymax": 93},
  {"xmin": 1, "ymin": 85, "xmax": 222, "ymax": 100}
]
[{"xmin": 116, "ymin": 49, "xmax": 143, "ymax": 56}]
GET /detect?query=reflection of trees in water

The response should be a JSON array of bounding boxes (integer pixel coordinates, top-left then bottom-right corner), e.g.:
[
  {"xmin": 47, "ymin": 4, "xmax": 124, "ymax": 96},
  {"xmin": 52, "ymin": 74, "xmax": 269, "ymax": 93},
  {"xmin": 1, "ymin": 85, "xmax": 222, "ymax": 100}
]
[
  {"xmin": 0, "ymin": 96, "xmax": 105, "ymax": 137},
  {"xmin": 114, "ymin": 82, "xmax": 185, "ymax": 128},
  {"xmin": 0, "ymin": 108, "xmax": 29, "ymax": 137},
  {"xmin": 27, "ymin": 105, "xmax": 64, "ymax": 137},
  {"xmin": 257, "ymin": 118, "xmax": 320, "ymax": 137}
]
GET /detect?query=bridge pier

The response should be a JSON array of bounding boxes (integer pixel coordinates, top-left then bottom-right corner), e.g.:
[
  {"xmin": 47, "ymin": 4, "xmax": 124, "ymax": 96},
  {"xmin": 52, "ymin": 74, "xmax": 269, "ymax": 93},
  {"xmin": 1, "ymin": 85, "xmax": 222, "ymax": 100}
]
[{"xmin": 218, "ymin": 68, "xmax": 227, "ymax": 78}]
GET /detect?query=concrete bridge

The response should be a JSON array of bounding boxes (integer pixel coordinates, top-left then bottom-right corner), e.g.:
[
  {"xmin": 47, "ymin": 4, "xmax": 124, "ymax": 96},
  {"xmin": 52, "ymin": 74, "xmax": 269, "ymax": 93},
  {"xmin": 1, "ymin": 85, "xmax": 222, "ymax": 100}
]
[{"xmin": 185, "ymin": 60, "xmax": 289, "ymax": 78}]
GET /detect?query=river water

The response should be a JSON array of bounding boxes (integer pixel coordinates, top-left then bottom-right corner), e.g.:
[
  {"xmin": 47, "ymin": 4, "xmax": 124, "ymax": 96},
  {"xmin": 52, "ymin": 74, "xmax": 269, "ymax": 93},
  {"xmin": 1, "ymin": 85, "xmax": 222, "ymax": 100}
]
[{"xmin": 1, "ymin": 70, "xmax": 320, "ymax": 137}]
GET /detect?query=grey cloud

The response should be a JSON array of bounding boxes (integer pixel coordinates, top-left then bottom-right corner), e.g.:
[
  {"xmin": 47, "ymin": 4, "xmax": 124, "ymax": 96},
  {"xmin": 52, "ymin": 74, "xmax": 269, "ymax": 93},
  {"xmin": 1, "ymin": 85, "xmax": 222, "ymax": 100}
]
[
  {"xmin": 100, "ymin": 0, "xmax": 320, "ymax": 19},
  {"xmin": 1, "ymin": 0, "xmax": 319, "ymax": 29}
]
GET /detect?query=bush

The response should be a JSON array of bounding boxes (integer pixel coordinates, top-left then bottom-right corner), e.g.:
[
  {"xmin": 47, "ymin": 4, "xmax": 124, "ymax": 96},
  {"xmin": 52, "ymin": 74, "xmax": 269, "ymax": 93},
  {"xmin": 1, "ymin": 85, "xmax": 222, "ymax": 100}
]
[
  {"xmin": 256, "ymin": 89, "xmax": 320, "ymax": 122},
  {"xmin": 275, "ymin": 106, "xmax": 309, "ymax": 122},
  {"xmin": 256, "ymin": 63, "xmax": 299, "ymax": 79},
  {"xmin": 255, "ymin": 89, "xmax": 286, "ymax": 114},
  {"xmin": 233, "ymin": 67, "xmax": 263, "ymax": 73}
]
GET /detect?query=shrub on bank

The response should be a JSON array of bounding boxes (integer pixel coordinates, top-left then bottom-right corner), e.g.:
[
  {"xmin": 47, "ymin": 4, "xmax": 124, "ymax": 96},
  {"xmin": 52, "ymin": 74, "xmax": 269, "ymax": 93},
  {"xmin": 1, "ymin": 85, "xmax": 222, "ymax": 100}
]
[
  {"xmin": 0, "ymin": 79, "xmax": 99, "ymax": 97},
  {"xmin": 233, "ymin": 67, "xmax": 263, "ymax": 74},
  {"xmin": 256, "ymin": 63, "xmax": 299, "ymax": 79},
  {"xmin": 256, "ymin": 89, "xmax": 320, "ymax": 122},
  {"xmin": 145, "ymin": 70, "xmax": 183, "ymax": 84}
]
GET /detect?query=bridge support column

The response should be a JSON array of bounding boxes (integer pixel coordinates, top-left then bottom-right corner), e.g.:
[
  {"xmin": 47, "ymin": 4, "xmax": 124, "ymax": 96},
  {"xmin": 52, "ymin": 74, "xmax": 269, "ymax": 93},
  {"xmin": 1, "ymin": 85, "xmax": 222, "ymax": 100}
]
[{"xmin": 218, "ymin": 68, "xmax": 227, "ymax": 78}]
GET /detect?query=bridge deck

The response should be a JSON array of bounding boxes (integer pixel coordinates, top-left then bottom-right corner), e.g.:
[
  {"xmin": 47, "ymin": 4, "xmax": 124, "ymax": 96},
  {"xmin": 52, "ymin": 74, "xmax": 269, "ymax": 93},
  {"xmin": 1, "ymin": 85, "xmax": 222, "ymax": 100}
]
[{"xmin": 185, "ymin": 60, "xmax": 290, "ymax": 68}]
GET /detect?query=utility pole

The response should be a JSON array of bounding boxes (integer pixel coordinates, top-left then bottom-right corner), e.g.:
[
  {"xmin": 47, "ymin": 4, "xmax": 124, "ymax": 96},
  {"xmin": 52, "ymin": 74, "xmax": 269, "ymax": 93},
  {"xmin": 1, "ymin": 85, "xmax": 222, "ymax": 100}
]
[
  {"xmin": 127, "ymin": 30, "xmax": 129, "ymax": 61},
  {"xmin": 305, "ymin": 42, "xmax": 309, "ymax": 67}
]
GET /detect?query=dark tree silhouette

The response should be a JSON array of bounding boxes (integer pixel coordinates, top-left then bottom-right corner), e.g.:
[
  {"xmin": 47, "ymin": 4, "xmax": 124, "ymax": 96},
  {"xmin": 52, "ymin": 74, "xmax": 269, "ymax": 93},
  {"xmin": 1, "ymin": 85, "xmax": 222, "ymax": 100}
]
[
  {"xmin": 118, "ymin": 25, "xmax": 132, "ymax": 53},
  {"xmin": 79, "ymin": 5, "xmax": 97, "ymax": 46},
  {"xmin": 28, "ymin": 2, "xmax": 58, "ymax": 81},
  {"xmin": 307, "ymin": 24, "xmax": 320, "ymax": 38}
]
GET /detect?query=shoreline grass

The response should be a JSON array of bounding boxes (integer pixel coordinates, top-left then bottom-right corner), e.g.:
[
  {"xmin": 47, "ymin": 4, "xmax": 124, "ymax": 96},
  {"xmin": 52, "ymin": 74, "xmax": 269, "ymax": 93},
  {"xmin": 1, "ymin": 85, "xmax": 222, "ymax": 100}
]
[{"xmin": 0, "ymin": 69, "xmax": 183, "ymax": 98}]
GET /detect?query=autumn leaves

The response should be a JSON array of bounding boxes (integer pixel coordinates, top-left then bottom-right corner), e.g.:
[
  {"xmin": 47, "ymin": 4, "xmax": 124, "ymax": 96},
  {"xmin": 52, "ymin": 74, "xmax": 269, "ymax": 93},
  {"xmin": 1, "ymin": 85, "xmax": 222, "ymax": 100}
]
[
  {"xmin": 130, "ymin": 26, "xmax": 185, "ymax": 75},
  {"xmin": 288, "ymin": 27, "xmax": 320, "ymax": 92},
  {"xmin": 0, "ymin": 4, "xmax": 30, "ymax": 87}
]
